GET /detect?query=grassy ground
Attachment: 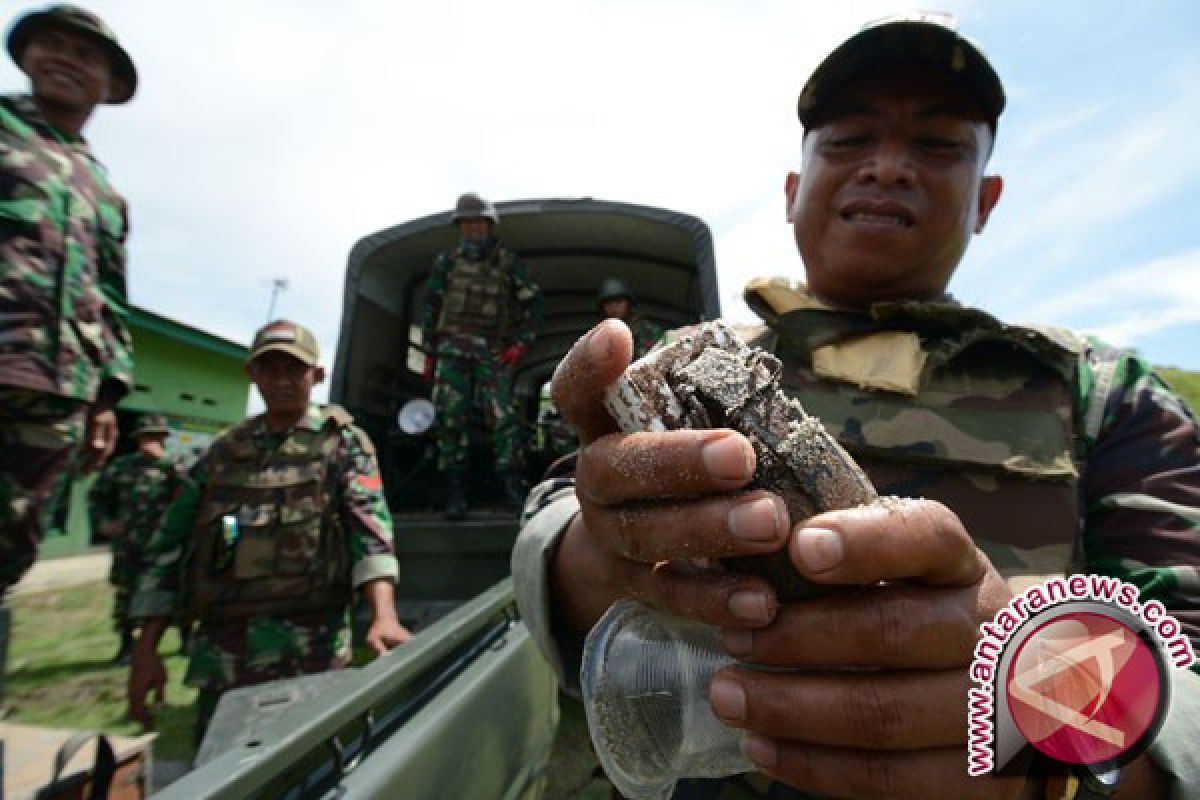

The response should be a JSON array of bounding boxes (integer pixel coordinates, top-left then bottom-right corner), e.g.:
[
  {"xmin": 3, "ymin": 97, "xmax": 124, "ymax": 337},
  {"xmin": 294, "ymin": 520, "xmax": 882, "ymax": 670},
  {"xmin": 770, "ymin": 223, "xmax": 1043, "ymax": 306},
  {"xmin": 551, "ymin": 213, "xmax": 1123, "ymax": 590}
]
[
  {"xmin": 1159, "ymin": 367, "xmax": 1200, "ymax": 414},
  {"xmin": 6, "ymin": 581, "xmax": 611, "ymax": 797},
  {"xmin": 6, "ymin": 581, "xmax": 197, "ymax": 762}
]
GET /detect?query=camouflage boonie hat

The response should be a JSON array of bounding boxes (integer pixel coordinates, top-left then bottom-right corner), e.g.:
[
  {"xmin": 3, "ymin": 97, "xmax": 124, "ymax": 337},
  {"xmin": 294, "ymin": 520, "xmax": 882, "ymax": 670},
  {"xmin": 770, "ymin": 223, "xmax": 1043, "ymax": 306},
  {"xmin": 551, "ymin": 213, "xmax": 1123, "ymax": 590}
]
[
  {"xmin": 130, "ymin": 412, "xmax": 169, "ymax": 437},
  {"xmin": 7, "ymin": 4, "xmax": 138, "ymax": 104},
  {"xmin": 452, "ymin": 193, "xmax": 498, "ymax": 225},
  {"xmin": 797, "ymin": 12, "xmax": 1004, "ymax": 129},
  {"xmin": 248, "ymin": 320, "xmax": 320, "ymax": 366}
]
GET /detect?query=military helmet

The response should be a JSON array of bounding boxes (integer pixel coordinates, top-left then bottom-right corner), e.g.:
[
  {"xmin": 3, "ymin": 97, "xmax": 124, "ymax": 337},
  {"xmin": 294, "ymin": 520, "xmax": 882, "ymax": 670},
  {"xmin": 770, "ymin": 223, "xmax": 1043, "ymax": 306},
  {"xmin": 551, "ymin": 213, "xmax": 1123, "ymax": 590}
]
[
  {"xmin": 6, "ymin": 4, "xmax": 138, "ymax": 104},
  {"xmin": 451, "ymin": 193, "xmax": 498, "ymax": 225},
  {"xmin": 597, "ymin": 277, "xmax": 635, "ymax": 306},
  {"xmin": 130, "ymin": 412, "xmax": 169, "ymax": 438}
]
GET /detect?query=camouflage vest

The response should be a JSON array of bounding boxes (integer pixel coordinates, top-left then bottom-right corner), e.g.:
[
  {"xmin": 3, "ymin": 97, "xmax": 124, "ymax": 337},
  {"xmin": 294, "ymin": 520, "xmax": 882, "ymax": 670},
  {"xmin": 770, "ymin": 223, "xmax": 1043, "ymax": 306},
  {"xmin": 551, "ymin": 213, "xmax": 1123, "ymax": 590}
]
[
  {"xmin": 185, "ymin": 407, "xmax": 354, "ymax": 621},
  {"xmin": 744, "ymin": 280, "xmax": 1086, "ymax": 589},
  {"xmin": 435, "ymin": 245, "xmax": 514, "ymax": 338}
]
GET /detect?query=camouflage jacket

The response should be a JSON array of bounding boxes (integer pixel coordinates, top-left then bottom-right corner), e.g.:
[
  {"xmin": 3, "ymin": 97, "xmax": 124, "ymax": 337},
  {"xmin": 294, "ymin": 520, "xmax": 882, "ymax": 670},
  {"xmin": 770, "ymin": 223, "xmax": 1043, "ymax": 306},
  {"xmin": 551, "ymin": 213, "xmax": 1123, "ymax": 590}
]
[
  {"xmin": 420, "ymin": 238, "xmax": 543, "ymax": 356},
  {"xmin": 88, "ymin": 449, "xmax": 183, "ymax": 550},
  {"xmin": 131, "ymin": 405, "xmax": 400, "ymax": 691},
  {"xmin": 514, "ymin": 290, "xmax": 1200, "ymax": 680},
  {"xmin": 0, "ymin": 94, "xmax": 133, "ymax": 402}
]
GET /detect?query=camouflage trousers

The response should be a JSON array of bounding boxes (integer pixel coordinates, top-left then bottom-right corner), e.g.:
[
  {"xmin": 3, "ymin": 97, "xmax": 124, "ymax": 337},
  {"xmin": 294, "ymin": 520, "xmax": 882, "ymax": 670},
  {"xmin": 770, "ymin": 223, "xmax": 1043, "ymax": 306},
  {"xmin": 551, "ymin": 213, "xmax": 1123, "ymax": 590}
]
[
  {"xmin": 431, "ymin": 353, "xmax": 518, "ymax": 472},
  {"xmin": 187, "ymin": 610, "xmax": 352, "ymax": 742},
  {"xmin": 110, "ymin": 534, "xmax": 146, "ymax": 630},
  {"xmin": 0, "ymin": 387, "xmax": 87, "ymax": 594}
]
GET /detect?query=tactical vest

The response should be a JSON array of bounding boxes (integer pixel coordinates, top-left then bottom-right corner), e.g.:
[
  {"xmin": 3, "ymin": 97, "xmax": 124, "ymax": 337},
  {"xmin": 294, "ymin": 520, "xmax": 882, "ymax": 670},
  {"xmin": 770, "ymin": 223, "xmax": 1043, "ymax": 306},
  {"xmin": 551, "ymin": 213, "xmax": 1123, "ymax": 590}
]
[
  {"xmin": 185, "ymin": 407, "xmax": 354, "ymax": 622},
  {"xmin": 744, "ymin": 280, "xmax": 1087, "ymax": 589},
  {"xmin": 435, "ymin": 245, "xmax": 515, "ymax": 338}
]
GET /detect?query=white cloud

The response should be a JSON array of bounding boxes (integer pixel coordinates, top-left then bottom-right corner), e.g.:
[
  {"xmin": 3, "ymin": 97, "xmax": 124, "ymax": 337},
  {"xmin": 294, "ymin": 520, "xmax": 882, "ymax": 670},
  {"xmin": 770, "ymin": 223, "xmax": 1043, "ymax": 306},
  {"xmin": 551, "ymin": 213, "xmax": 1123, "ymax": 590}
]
[{"xmin": 1018, "ymin": 249, "xmax": 1200, "ymax": 346}]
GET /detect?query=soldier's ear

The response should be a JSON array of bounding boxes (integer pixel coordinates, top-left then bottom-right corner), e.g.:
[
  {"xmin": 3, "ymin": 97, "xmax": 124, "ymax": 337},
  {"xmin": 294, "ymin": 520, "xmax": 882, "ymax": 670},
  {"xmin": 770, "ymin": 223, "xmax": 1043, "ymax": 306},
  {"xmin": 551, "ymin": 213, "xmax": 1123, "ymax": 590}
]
[
  {"xmin": 106, "ymin": 76, "xmax": 128, "ymax": 103},
  {"xmin": 974, "ymin": 175, "xmax": 1003, "ymax": 234},
  {"xmin": 785, "ymin": 172, "xmax": 802, "ymax": 223},
  {"xmin": 313, "ymin": 365, "xmax": 326, "ymax": 385}
]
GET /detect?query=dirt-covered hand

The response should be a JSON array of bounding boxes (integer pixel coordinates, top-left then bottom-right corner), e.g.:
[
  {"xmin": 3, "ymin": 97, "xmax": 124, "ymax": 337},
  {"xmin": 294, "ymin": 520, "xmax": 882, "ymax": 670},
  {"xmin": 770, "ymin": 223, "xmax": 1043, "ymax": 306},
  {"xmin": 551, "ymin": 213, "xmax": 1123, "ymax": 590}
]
[
  {"xmin": 709, "ymin": 498, "xmax": 1026, "ymax": 800},
  {"xmin": 550, "ymin": 320, "xmax": 789, "ymax": 635}
]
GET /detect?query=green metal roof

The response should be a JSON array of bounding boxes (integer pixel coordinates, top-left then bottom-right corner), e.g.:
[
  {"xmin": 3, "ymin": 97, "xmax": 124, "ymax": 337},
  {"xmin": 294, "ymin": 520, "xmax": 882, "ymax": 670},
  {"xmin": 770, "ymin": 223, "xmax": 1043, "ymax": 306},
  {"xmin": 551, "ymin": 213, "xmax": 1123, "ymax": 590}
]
[{"xmin": 129, "ymin": 305, "xmax": 249, "ymax": 361}]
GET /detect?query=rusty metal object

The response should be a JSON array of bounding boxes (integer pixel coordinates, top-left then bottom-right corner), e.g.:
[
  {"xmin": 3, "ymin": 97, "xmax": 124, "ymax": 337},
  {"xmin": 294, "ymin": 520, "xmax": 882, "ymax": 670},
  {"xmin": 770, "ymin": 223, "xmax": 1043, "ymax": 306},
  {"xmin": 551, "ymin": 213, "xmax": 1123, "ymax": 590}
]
[{"xmin": 603, "ymin": 321, "xmax": 877, "ymax": 600}]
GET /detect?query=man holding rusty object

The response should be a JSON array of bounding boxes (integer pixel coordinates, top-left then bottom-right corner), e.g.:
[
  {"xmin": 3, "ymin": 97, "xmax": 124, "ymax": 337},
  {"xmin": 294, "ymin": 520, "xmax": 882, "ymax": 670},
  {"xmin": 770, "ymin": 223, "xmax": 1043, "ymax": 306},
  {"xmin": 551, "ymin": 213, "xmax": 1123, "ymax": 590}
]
[{"xmin": 513, "ymin": 14, "xmax": 1200, "ymax": 800}]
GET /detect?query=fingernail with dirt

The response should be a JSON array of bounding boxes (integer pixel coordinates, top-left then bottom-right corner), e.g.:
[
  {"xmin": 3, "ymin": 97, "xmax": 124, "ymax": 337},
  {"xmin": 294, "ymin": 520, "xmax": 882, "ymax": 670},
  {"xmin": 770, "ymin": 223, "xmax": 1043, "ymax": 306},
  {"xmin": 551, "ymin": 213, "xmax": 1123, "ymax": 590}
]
[
  {"xmin": 727, "ymin": 592, "xmax": 772, "ymax": 627},
  {"xmin": 702, "ymin": 433, "xmax": 751, "ymax": 484},
  {"xmin": 792, "ymin": 526, "xmax": 843, "ymax": 573},
  {"xmin": 728, "ymin": 495, "xmax": 784, "ymax": 543}
]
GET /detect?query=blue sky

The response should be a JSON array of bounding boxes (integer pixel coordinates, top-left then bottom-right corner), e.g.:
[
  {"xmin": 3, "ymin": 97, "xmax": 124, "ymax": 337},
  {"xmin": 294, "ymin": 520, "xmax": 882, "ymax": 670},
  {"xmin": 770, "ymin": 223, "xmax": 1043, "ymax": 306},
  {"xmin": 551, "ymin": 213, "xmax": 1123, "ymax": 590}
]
[{"xmin": 4, "ymin": 0, "xmax": 1198, "ymax": 389}]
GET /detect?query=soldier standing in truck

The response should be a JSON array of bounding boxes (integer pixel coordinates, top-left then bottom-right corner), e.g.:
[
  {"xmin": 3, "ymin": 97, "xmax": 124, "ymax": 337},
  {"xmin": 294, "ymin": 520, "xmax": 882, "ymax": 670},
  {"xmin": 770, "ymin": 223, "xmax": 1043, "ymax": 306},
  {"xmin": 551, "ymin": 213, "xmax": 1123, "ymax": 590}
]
[{"xmin": 419, "ymin": 193, "xmax": 544, "ymax": 519}]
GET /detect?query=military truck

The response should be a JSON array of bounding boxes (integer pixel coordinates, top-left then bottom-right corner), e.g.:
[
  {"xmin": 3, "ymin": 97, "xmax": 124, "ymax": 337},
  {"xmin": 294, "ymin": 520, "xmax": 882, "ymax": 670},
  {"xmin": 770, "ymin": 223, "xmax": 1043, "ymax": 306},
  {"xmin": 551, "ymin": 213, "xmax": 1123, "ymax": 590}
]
[{"xmin": 152, "ymin": 198, "xmax": 720, "ymax": 799}]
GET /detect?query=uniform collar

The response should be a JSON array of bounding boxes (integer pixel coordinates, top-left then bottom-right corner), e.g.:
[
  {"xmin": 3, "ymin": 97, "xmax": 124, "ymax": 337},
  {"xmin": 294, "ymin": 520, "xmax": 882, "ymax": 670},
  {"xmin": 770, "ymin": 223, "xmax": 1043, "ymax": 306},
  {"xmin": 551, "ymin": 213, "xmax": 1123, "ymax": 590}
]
[
  {"xmin": 249, "ymin": 404, "xmax": 325, "ymax": 437},
  {"xmin": 742, "ymin": 276, "xmax": 958, "ymax": 325},
  {"xmin": 5, "ymin": 92, "xmax": 88, "ymax": 146}
]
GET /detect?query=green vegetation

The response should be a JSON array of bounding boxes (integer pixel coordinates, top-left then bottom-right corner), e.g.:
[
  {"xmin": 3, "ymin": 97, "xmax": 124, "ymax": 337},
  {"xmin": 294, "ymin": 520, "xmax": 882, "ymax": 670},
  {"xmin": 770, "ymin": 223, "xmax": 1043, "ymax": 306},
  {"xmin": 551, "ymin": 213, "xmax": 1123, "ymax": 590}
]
[
  {"xmin": 6, "ymin": 582, "xmax": 198, "ymax": 762},
  {"xmin": 1159, "ymin": 367, "xmax": 1200, "ymax": 415}
]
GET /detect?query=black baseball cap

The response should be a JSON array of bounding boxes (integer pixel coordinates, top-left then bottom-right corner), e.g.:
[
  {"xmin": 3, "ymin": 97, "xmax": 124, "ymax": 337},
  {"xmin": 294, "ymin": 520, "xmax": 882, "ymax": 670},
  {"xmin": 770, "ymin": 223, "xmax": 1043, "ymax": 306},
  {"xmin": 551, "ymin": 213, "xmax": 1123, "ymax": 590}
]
[{"xmin": 797, "ymin": 12, "xmax": 1004, "ymax": 129}]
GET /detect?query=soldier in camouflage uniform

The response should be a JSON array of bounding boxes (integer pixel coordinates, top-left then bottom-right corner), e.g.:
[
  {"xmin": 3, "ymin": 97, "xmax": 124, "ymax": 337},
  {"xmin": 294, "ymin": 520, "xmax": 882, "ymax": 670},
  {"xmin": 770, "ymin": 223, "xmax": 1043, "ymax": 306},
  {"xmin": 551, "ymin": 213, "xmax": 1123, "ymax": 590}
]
[
  {"xmin": 1, "ymin": 4, "xmax": 136, "ymax": 596},
  {"xmin": 597, "ymin": 277, "xmax": 664, "ymax": 360},
  {"xmin": 89, "ymin": 412, "xmax": 182, "ymax": 664},
  {"xmin": 127, "ymin": 320, "xmax": 411, "ymax": 742},
  {"xmin": 513, "ymin": 16, "xmax": 1200, "ymax": 800},
  {"xmin": 420, "ymin": 193, "xmax": 544, "ymax": 519}
]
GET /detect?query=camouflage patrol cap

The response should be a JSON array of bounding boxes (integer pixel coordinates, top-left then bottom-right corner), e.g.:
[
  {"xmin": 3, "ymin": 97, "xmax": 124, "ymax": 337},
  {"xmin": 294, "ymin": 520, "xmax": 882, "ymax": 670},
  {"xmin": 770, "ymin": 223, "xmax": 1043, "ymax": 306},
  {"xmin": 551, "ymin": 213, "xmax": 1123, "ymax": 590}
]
[
  {"xmin": 797, "ymin": 12, "xmax": 1004, "ymax": 130},
  {"xmin": 248, "ymin": 320, "xmax": 320, "ymax": 367},
  {"xmin": 451, "ymin": 193, "xmax": 499, "ymax": 225},
  {"xmin": 6, "ymin": 4, "xmax": 138, "ymax": 104},
  {"xmin": 130, "ymin": 412, "xmax": 169, "ymax": 437}
]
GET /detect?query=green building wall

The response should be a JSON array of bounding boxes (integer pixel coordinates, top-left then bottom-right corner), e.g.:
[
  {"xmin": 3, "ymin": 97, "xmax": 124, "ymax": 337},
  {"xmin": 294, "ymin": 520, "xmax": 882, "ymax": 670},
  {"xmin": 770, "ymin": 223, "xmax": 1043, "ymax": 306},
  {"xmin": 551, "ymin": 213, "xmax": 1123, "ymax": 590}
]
[{"xmin": 39, "ymin": 307, "xmax": 250, "ymax": 559}]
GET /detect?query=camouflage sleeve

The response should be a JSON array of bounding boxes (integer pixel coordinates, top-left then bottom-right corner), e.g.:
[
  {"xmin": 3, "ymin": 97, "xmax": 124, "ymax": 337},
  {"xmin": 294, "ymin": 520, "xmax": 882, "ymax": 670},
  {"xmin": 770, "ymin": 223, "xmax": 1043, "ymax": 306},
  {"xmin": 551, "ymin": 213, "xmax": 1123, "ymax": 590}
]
[
  {"xmin": 511, "ymin": 254, "xmax": 544, "ymax": 349},
  {"xmin": 87, "ymin": 455, "xmax": 125, "ymax": 532},
  {"xmin": 129, "ymin": 457, "xmax": 207, "ymax": 619},
  {"xmin": 1077, "ymin": 338, "xmax": 1200, "ymax": 660},
  {"xmin": 419, "ymin": 253, "xmax": 449, "ymax": 349},
  {"xmin": 94, "ymin": 189, "xmax": 133, "ymax": 402},
  {"xmin": 335, "ymin": 425, "xmax": 399, "ymax": 588}
]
